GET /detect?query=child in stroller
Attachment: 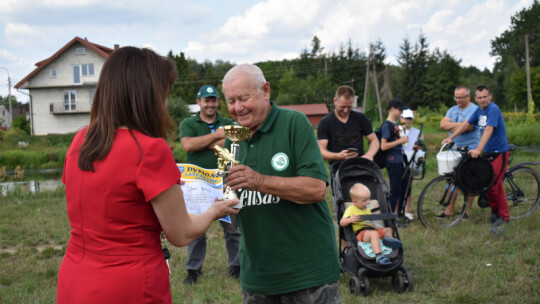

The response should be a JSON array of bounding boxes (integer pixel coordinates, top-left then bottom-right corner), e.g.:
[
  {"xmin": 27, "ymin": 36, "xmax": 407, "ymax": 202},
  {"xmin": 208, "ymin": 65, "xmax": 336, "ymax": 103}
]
[
  {"xmin": 333, "ymin": 158, "xmax": 413, "ymax": 296},
  {"xmin": 340, "ymin": 183, "xmax": 402, "ymax": 265}
]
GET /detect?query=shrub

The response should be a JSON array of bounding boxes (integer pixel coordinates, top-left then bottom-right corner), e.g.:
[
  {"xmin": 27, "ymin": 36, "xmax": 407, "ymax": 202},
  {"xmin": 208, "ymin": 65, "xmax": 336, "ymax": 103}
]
[
  {"xmin": 12, "ymin": 116, "xmax": 30, "ymax": 135},
  {"xmin": 506, "ymin": 124, "xmax": 540, "ymax": 146},
  {"xmin": 172, "ymin": 145, "xmax": 187, "ymax": 163},
  {"xmin": 0, "ymin": 150, "xmax": 49, "ymax": 169}
]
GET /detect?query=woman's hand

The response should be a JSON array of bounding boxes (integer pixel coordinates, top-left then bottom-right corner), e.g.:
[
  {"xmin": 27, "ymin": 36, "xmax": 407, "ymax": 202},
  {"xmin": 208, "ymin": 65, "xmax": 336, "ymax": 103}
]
[{"xmin": 207, "ymin": 197, "xmax": 240, "ymax": 220}]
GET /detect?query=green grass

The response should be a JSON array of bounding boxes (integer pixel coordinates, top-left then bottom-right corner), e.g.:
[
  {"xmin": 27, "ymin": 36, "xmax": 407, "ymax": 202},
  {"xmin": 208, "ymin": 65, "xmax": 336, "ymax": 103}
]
[{"xmin": 1, "ymin": 149, "xmax": 540, "ymax": 303}]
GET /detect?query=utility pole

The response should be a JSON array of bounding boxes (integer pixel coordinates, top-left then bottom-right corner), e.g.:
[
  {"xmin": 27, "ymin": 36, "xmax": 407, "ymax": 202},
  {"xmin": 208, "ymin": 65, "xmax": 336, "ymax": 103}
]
[
  {"xmin": 525, "ymin": 34, "xmax": 532, "ymax": 113},
  {"xmin": 362, "ymin": 58, "xmax": 370, "ymax": 112},
  {"xmin": 0, "ymin": 67, "xmax": 12, "ymax": 127},
  {"xmin": 371, "ymin": 63, "xmax": 383, "ymax": 123}
]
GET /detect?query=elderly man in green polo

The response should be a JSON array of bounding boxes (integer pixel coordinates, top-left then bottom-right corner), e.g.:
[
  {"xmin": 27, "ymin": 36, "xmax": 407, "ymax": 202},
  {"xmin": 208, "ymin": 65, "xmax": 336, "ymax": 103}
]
[
  {"xmin": 179, "ymin": 84, "xmax": 241, "ymax": 284},
  {"xmin": 222, "ymin": 64, "xmax": 341, "ymax": 303}
]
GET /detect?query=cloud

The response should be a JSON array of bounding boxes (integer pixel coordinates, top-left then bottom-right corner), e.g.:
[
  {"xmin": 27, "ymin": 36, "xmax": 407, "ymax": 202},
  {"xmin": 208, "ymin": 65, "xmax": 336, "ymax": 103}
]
[
  {"xmin": 182, "ymin": 0, "xmax": 326, "ymax": 62},
  {"xmin": 4, "ymin": 23, "xmax": 40, "ymax": 46}
]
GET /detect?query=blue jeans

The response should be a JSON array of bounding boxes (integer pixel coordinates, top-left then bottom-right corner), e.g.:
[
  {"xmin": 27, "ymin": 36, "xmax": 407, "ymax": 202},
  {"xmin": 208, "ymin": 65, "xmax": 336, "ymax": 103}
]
[
  {"xmin": 386, "ymin": 161, "xmax": 408, "ymax": 216},
  {"xmin": 186, "ymin": 214, "xmax": 241, "ymax": 271}
]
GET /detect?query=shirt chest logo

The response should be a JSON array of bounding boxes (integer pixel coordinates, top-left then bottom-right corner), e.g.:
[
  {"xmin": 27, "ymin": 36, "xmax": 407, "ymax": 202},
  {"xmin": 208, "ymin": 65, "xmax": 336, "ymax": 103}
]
[
  {"xmin": 478, "ymin": 115, "xmax": 487, "ymax": 128},
  {"xmin": 271, "ymin": 152, "xmax": 289, "ymax": 171}
]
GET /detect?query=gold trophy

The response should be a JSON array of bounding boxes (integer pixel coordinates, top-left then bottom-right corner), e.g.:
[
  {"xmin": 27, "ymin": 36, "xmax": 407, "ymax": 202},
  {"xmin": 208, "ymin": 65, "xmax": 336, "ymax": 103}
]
[{"xmin": 213, "ymin": 125, "xmax": 250, "ymax": 208}]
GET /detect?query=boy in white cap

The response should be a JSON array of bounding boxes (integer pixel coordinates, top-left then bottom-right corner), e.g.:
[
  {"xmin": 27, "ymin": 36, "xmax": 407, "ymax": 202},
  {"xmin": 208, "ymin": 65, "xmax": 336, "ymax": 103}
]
[{"xmin": 400, "ymin": 109, "xmax": 416, "ymax": 222}]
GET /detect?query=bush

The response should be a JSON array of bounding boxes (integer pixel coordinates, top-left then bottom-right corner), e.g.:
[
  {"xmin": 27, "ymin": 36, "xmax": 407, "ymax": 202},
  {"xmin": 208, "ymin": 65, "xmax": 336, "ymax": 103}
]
[
  {"xmin": 12, "ymin": 116, "xmax": 30, "ymax": 135},
  {"xmin": 0, "ymin": 150, "xmax": 49, "ymax": 169},
  {"xmin": 0, "ymin": 128, "xmax": 27, "ymax": 142},
  {"xmin": 506, "ymin": 124, "xmax": 540, "ymax": 146},
  {"xmin": 172, "ymin": 145, "xmax": 187, "ymax": 163}
]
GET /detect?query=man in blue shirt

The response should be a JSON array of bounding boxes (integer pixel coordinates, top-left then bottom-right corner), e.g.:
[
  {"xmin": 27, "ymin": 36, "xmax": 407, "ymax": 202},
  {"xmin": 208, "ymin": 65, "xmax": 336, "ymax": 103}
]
[
  {"xmin": 437, "ymin": 86, "xmax": 481, "ymax": 219},
  {"xmin": 443, "ymin": 85, "xmax": 510, "ymax": 232}
]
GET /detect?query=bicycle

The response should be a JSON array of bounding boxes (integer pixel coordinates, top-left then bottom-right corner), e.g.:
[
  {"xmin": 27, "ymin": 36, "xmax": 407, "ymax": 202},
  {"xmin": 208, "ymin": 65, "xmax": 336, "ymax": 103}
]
[{"xmin": 417, "ymin": 144, "xmax": 540, "ymax": 229}]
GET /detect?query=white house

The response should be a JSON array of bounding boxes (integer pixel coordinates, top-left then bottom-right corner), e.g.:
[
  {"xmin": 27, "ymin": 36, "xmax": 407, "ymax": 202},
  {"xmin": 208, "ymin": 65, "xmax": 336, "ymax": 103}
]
[
  {"xmin": 0, "ymin": 105, "xmax": 11, "ymax": 128},
  {"xmin": 15, "ymin": 37, "xmax": 117, "ymax": 135}
]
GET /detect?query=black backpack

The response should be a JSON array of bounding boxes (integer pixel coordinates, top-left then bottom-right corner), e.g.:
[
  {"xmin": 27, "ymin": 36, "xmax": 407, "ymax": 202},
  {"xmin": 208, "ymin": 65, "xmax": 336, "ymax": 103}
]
[{"xmin": 373, "ymin": 121, "xmax": 395, "ymax": 169}]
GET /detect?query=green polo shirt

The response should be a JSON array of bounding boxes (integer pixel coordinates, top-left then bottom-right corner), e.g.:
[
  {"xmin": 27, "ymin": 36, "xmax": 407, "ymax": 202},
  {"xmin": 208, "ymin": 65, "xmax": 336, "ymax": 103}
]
[
  {"xmin": 226, "ymin": 102, "xmax": 340, "ymax": 295},
  {"xmin": 179, "ymin": 112, "xmax": 234, "ymax": 169}
]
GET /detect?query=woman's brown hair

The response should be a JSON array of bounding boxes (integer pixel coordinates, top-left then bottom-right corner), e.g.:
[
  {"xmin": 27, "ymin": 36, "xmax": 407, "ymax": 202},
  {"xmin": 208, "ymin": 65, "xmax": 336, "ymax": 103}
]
[{"xmin": 78, "ymin": 47, "xmax": 178, "ymax": 171}]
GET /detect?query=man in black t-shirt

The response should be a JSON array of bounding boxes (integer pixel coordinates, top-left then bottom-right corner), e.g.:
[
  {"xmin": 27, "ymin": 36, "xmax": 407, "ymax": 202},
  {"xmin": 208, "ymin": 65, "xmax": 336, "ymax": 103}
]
[
  {"xmin": 318, "ymin": 85, "xmax": 379, "ymax": 221},
  {"xmin": 317, "ymin": 85, "xmax": 379, "ymax": 169}
]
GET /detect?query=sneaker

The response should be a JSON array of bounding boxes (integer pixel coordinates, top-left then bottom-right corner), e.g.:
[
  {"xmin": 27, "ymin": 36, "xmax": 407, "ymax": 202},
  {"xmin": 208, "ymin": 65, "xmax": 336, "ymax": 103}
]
[
  {"xmin": 228, "ymin": 266, "xmax": 240, "ymax": 279},
  {"xmin": 462, "ymin": 213, "xmax": 470, "ymax": 220},
  {"xmin": 183, "ymin": 269, "xmax": 202, "ymax": 285},
  {"xmin": 396, "ymin": 220, "xmax": 407, "ymax": 228},
  {"xmin": 376, "ymin": 255, "xmax": 391, "ymax": 265},
  {"xmin": 435, "ymin": 213, "xmax": 453, "ymax": 220},
  {"xmin": 382, "ymin": 237, "xmax": 403, "ymax": 249},
  {"xmin": 490, "ymin": 211, "xmax": 499, "ymax": 224},
  {"xmin": 489, "ymin": 217, "xmax": 509, "ymax": 235},
  {"xmin": 405, "ymin": 213, "xmax": 414, "ymax": 221}
]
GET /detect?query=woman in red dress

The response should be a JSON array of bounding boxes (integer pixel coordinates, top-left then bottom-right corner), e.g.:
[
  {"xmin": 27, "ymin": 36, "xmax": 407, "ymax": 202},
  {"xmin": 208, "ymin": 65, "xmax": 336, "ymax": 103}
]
[{"xmin": 56, "ymin": 47, "xmax": 239, "ymax": 304}]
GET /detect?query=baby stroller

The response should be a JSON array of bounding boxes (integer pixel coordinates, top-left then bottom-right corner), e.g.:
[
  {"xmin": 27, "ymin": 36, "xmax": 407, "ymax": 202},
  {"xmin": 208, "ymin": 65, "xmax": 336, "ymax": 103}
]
[{"xmin": 332, "ymin": 157, "xmax": 414, "ymax": 296}]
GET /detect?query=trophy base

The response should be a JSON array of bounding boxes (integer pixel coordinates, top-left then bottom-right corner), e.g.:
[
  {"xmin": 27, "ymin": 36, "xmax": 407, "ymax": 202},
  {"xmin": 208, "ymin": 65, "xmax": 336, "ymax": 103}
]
[{"xmin": 223, "ymin": 186, "xmax": 243, "ymax": 209}]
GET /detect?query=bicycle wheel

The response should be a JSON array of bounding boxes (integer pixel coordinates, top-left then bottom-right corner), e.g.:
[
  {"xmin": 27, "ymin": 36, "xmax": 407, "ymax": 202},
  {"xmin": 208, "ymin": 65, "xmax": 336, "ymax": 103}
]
[
  {"xmin": 417, "ymin": 175, "xmax": 467, "ymax": 229},
  {"xmin": 505, "ymin": 166, "xmax": 540, "ymax": 219}
]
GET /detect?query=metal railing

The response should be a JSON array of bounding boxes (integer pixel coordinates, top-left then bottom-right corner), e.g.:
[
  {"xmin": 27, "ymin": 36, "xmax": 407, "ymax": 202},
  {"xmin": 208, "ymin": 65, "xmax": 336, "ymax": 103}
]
[{"xmin": 49, "ymin": 102, "xmax": 91, "ymax": 114}]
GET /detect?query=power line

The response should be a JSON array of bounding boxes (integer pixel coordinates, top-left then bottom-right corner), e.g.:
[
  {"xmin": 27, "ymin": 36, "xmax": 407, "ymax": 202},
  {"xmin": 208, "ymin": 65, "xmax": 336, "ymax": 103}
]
[{"xmin": 172, "ymin": 59, "xmax": 369, "ymax": 85}]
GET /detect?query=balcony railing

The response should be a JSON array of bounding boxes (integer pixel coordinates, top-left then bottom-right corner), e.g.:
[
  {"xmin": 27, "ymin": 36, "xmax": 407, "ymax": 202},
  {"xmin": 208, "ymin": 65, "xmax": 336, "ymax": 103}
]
[{"xmin": 50, "ymin": 102, "xmax": 91, "ymax": 114}]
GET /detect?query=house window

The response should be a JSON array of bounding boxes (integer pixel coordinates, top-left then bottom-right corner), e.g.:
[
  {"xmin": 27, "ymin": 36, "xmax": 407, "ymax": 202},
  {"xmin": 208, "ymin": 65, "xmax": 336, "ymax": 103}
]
[
  {"xmin": 81, "ymin": 64, "xmax": 94, "ymax": 76},
  {"xmin": 73, "ymin": 64, "xmax": 94, "ymax": 84},
  {"xmin": 64, "ymin": 90, "xmax": 76, "ymax": 111},
  {"xmin": 89, "ymin": 89, "xmax": 95, "ymax": 103},
  {"xmin": 73, "ymin": 65, "xmax": 81, "ymax": 84},
  {"xmin": 51, "ymin": 68, "xmax": 56, "ymax": 77},
  {"xmin": 75, "ymin": 47, "xmax": 85, "ymax": 55}
]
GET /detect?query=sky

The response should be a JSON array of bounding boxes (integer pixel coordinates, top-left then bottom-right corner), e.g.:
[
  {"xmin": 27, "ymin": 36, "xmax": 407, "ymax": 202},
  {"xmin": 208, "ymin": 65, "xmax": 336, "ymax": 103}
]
[{"xmin": 0, "ymin": 0, "xmax": 534, "ymax": 103}]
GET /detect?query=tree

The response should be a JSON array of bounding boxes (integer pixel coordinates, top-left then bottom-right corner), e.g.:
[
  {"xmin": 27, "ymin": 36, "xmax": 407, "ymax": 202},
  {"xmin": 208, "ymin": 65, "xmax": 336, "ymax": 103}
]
[
  {"xmin": 509, "ymin": 65, "xmax": 540, "ymax": 110},
  {"xmin": 167, "ymin": 97, "xmax": 190, "ymax": 127},
  {"xmin": 310, "ymin": 36, "xmax": 324, "ymax": 58},
  {"xmin": 168, "ymin": 51, "xmax": 195, "ymax": 103},
  {"xmin": 490, "ymin": 1, "xmax": 540, "ymax": 107},
  {"xmin": 491, "ymin": 1, "xmax": 540, "ymax": 71},
  {"xmin": 0, "ymin": 94, "xmax": 18, "ymax": 109},
  {"xmin": 12, "ymin": 115, "xmax": 30, "ymax": 135},
  {"xmin": 422, "ymin": 49, "xmax": 461, "ymax": 110}
]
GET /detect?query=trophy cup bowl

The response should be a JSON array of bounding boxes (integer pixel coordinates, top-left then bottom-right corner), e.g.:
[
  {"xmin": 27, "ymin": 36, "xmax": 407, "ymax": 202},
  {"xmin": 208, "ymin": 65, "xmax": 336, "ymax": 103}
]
[
  {"xmin": 214, "ymin": 125, "xmax": 250, "ymax": 208},
  {"xmin": 224, "ymin": 125, "xmax": 250, "ymax": 143}
]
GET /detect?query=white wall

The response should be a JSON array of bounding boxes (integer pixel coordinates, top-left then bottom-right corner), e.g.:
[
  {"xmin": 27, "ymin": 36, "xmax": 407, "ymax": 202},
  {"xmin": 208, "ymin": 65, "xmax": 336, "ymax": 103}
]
[
  {"xmin": 0, "ymin": 105, "xmax": 11, "ymax": 128},
  {"xmin": 31, "ymin": 88, "xmax": 90, "ymax": 135},
  {"xmin": 29, "ymin": 42, "xmax": 103, "ymax": 88},
  {"xmin": 25, "ymin": 42, "xmax": 107, "ymax": 135}
]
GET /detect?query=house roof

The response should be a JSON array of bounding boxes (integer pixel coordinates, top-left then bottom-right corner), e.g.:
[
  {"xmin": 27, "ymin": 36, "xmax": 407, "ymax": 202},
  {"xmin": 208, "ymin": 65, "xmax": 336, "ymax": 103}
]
[
  {"xmin": 278, "ymin": 103, "xmax": 329, "ymax": 116},
  {"xmin": 14, "ymin": 36, "xmax": 115, "ymax": 89}
]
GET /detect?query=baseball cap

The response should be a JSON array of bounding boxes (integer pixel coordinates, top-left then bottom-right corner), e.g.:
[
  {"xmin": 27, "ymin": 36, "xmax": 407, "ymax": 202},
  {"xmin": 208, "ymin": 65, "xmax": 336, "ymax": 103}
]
[
  {"xmin": 401, "ymin": 109, "xmax": 414, "ymax": 119},
  {"xmin": 386, "ymin": 98, "xmax": 406, "ymax": 110},
  {"xmin": 197, "ymin": 85, "xmax": 219, "ymax": 99}
]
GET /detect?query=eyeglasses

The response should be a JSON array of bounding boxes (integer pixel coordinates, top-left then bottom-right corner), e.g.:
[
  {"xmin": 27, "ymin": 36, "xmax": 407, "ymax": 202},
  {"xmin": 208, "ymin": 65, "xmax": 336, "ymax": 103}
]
[
  {"xmin": 208, "ymin": 124, "xmax": 215, "ymax": 133},
  {"xmin": 453, "ymin": 95, "xmax": 469, "ymax": 101}
]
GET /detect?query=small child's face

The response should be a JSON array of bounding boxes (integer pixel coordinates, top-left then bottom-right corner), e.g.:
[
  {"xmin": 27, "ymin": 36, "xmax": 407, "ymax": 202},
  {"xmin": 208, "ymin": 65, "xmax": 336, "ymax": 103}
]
[
  {"xmin": 352, "ymin": 192, "xmax": 371, "ymax": 210},
  {"xmin": 402, "ymin": 117, "xmax": 413, "ymax": 127}
]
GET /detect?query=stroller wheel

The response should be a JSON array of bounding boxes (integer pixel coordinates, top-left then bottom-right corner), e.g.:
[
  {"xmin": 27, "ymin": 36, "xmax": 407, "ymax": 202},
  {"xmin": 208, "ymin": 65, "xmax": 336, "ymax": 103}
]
[
  {"xmin": 392, "ymin": 265, "xmax": 414, "ymax": 293},
  {"xmin": 348, "ymin": 276, "xmax": 370, "ymax": 296},
  {"xmin": 392, "ymin": 273, "xmax": 405, "ymax": 293}
]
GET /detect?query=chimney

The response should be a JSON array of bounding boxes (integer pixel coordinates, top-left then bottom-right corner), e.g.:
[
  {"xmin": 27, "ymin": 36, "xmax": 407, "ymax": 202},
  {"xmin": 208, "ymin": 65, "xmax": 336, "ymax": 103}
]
[{"xmin": 114, "ymin": 44, "xmax": 119, "ymax": 50}]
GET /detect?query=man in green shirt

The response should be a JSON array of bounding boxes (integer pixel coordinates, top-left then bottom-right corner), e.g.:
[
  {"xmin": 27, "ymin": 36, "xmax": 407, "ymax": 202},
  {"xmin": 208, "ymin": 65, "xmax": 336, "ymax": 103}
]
[
  {"xmin": 222, "ymin": 65, "xmax": 341, "ymax": 303},
  {"xmin": 179, "ymin": 85, "xmax": 241, "ymax": 284}
]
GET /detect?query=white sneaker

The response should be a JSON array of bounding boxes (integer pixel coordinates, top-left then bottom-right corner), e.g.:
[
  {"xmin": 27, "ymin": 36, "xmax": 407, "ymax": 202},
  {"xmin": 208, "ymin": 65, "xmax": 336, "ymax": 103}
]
[{"xmin": 405, "ymin": 213, "xmax": 414, "ymax": 221}]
